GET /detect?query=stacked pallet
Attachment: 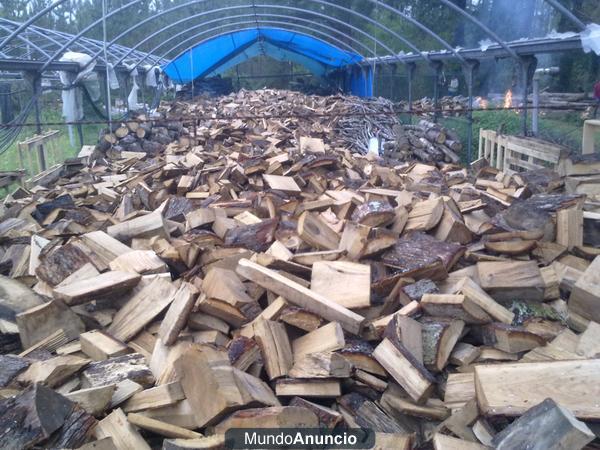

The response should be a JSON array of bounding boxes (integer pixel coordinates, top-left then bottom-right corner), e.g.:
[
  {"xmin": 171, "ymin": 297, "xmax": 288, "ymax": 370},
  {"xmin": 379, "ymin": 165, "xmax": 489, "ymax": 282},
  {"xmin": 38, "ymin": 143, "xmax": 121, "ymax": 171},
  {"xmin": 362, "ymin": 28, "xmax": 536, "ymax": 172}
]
[{"xmin": 0, "ymin": 93, "xmax": 599, "ymax": 450}]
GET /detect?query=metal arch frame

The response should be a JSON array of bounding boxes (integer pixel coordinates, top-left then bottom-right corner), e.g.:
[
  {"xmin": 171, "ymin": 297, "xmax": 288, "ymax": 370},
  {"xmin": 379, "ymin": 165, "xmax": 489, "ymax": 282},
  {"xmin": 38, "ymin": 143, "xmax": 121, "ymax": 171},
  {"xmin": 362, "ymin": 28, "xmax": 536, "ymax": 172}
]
[
  {"xmin": 164, "ymin": 25, "xmax": 368, "ymax": 82},
  {"xmin": 0, "ymin": 24, "xmax": 51, "ymax": 59},
  {"xmin": 87, "ymin": 0, "xmax": 429, "ymax": 71},
  {"xmin": 0, "ymin": 0, "xmax": 68, "ymax": 51},
  {"xmin": 127, "ymin": 10, "xmax": 399, "ymax": 71},
  {"xmin": 38, "ymin": 0, "xmax": 143, "ymax": 73},
  {"xmin": 117, "ymin": 6, "xmax": 399, "ymax": 68},
  {"xmin": 437, "ymin": 0, "xmax": 519, "ymax": 60},
  {"xmin": 150, "ymin": 17, "xmax": 378, "ymax": 68},
  {"xmin": 161, "ymin": 20, "xmax": 370, "ymax": 65},
  {"xmin": 0, "ymin": 0, "xmax": 589, "ymax": 68}
]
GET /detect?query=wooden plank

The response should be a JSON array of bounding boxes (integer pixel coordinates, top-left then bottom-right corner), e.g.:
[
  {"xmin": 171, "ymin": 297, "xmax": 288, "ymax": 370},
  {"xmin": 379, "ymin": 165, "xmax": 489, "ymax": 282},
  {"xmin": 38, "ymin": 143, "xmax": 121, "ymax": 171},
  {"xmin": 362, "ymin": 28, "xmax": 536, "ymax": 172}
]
[
  {"xmin": 108, "ymin": 277, "xmax": 179, "ymax": 342},
  {"xmin": 236, "ymin": 259, "xmax": 364, "ymax": 335},
  {"xmin": 474, "ymin": 360, "xmax": 600, "ymax": 419},
  {"xmin": 123, "ymin": 382, "xmax": 185, "ymax": 413},
  {"xmin": 158, "ymin": 282, "xmax": 198, "ymax": 345},
  {"xmin": 569, "ymin": 256, "xmax": 600, "ymax": 322},
  {"xmin": 53, "ymin": 271, "xmax": 141, "ymax": 306},
  {"xmin": 297, "ymin": 211, "xmax": 340, "ymax": 251},
  {"xmin": 80, "ymin": 330, "xmax": 131, "ymax": 361},
  {"xmin": 262, "ymin": 174, "xmax": 301, "ymax": 193},
  {"xmin": 94, "ymin": 408, "xmax": 150, "ymax": 450},
  {"xmin": 252, "ymin": 319, "xmax": 293, "ymax": 380}
]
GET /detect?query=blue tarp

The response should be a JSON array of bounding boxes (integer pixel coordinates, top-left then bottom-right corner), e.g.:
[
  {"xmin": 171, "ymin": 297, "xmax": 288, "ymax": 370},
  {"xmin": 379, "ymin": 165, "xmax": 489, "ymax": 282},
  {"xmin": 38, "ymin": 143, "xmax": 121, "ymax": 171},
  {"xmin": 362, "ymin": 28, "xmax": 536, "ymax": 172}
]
[{"xmin": 162, "ymin": 28, "xmax": 371, "ymax": 96}]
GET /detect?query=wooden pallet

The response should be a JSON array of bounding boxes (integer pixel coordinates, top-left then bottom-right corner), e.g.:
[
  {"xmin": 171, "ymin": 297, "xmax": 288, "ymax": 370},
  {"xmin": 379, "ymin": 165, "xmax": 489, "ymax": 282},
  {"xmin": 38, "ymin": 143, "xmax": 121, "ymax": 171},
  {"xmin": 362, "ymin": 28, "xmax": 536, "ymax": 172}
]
[
  {"xmin": 478, "ymin": 130, "xmax": 566, "ymax": 175},
  {"xmin": 17, "ymin": 130, "xmax": 61, "ymax": 187}
]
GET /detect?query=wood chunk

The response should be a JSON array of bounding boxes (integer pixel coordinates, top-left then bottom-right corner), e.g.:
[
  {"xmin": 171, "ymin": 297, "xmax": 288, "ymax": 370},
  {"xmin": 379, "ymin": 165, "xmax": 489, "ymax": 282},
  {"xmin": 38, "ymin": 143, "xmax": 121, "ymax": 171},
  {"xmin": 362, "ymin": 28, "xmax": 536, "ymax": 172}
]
[
  {"xmin": 450, "ymin": 343, "xmax": 481, "ymax": 366},
  {"xmin": 65, "ymin": 385, "xmax": 116, "ymax": 416},
  {"xmin": 373, "ymin": 339, "xmax": 435, "ymax": 403},
  {"xmin": 522, "ymin": 329, "xmax": 583, "ymax": 362},
  {"xmin": 0, "ymin": 384, "xmax": 75, "ymax": 449},
  {"xmin": 252, "ymin": 319, "xmax": 293, "ymax": 380},
  {"xmin": 163, "ymin": 435, "xmax": 226, "ymax": 450},
  {"xmin": 224, "ymin": 218, "xmax": 278, "ymax": 252},
  {"xmin": 108, "ymin": 277, "xmax": 179, "ymax": 342},
  {"xmin": 263, "ymin": 174, "xmax": 301, "ymax": 193},
  {"xmin": 35, "ymin": 243, "xmax": 92, "ymax": 286},
  {"xmin": 436, "ymin": 398, "xmax": 479, "ymax": 441},
  {"xmin": 477, "ymin": 261, "xmax": 545, "ymax": 302},
  {"xmin": 382, "ymin": 386, "xmax": 450, "ymax": 420},
  {"xmin": 569, "ymin": 255, "xmax": 600, "ymax": 322},
  {"xmin": 80, "ymin": 330, "xmax": 131, "ymax": 361},
  {"xmin": 311, "ymin": 261, "xmax": 371, "ymax": 309},
  {"xmin": 421, "ymin": 318, "xmax": 465, "ymax": 372},
  {"xmin": 174, "ymin": 347, "xmax": 279, "ymax": 427},
  {"xmin": 476, "ymin": 323, "xmax": 547, "ymax": 353},
  {"xmin": 289, "ymin": 397, "xmax": 343, "ymax": 428},
  {"xmin": 110, "ymin": 379, "xmax": 144, "ymax": 408},
  {"xmin": 237, "ymin": 259, "xmax": 364, "ymax": 335},
  {"xmin": 433, "ymin": 433, "xmax": 488, "ymax": 450},
  {"xmin": 421, "ymin": 294, "xmax": 492, "ymax": 324},
  {"xmin": 381, "ymin": 232, "xmax": 465, "ymax": 281},
  {"xmin": 576, "ymin": 321, "xmax": 600, "ymax": 357},
  {"xmin": 203, "ymin": 267, "xmax": 254, "ymax": 307},
  {"xmin": 0, "ymin": 354, "xmax": 30, "ymax": 386},
  {"xmin": 123, "ymin": 382, "xmax": 185, "ymax": 413},
  {"xmin": 556, "ymin": 206, "xmax": 583, "ymax": 251},
  {"xmin": 16, "ymin": 299, "xmax": 84, "ymax": 349},
  {"xmin": 292, "ymin": 322, "xmax": 345, "ymax": 361},
  {"xmin": 338, "ymin": 338, "xmax": 387, "ymax": 377},
  {"xmin": 279, "ymin": 306, "xmax": 323, "ymax": 332},
  {"xmin": 297, "ymin": 211, "xmax": 340, "ymax": 250},
  {"xmin": 53, "ymin": 271, "xmax": 141, "ymax": 306},
  {"xmin": 18, "ymin": 355, "xmax": 90, "ymax": 388},
  {"xmin": 127, "ymin": 413, "xmax": 203, "ymax": 439},
  {"xmin": 78, "ymin": 438, "xmax": 118, "ymax": 450},
  {"xmin": 290, "ymin": 352, "xmax": 351, "ymax": 378},
  {"xmin": 185, "ymin": 208, "xmax": 224, "ymax": 231},
  {"xmin": 456, "ymin": 277, "xmax": 515, "ymax": 325},
  {"xmin": 275, "ymin": 379, "xmax": 341, "ymax": 397},
  {"xmin": 444, "ymin": 373, "xmax": 476, "ymax": 410},
  {"xmin": 107, "ymin": 212, "xmax": 168, "ymax": 242},
  {"xmin": 0, "ymin": 275, "xmax": 45, "ymax": 323},
  {"xmin": 338, "ymin": 392, "xmax": 408, "ymax": 433},
  {"xmin": 339, "ymin": 221, "xmax": 370, "ymax": 260},
  {"xmin": 383, "ymin": 315, "xmax": 423, "ymax": 364},
  {"xmin": 109, "ymin": 250, "xmax": 168, "ymax": 275},
  {"xmin": 94, "ymin": 408, "xmax": 151, "ymax": 450},
  {"xmin": 188, "ymin": 313, "xmax": 230, "ymax": 335},
  {"xmin": 373, "ymin": 433, "xmax": 414, "ymax": 450},
  {"xmin": 82, "ymin": 353, "xmax": 154, "ymax": 389},
  {"xmin": 351, "ymin": 201, "xmax": 395, "ymax": 227},
  {"xmin": 474, "ymin": 360, "xmax": 600, "ymax": 419},
  {"xmin": 79, "ymin": 231, "xmax": 133, "ymax": 269},
  {"xmin": 56, "ymin": 262, "xmax": 100, "ymax": 287},
  {"xmin": 214, "ymin": 406, "xmax": 318, "ymax": 432},
  {"xmin": 158, "ymin": 282, "xmax": 198, "ymax": 345},
  {"xmin": 405, "ymin": 197, "xmax": 444, "ymax": 232},
  {"xmin": 492, "ymin": 398, "xmax": 594, "ymax": 450}
]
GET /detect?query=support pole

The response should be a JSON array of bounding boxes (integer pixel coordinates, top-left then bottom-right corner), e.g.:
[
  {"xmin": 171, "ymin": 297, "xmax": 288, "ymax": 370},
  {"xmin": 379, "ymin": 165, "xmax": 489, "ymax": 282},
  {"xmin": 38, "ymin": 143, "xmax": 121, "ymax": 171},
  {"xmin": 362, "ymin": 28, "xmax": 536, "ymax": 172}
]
[
  {"xmin": 77, "ymin": 123, "xmax": 84, "ymax": 148},
  {"xmin": 102, "ymin": 72, "xmax": 111, "ymax": 124},
  {"xmin": 32, "ymin": 73, "xmax": 46, "ymax": 172},
  {"xmin": 463, "ymin": 60, "xmax": 480, "ymax": 164},
  {"xmin": 432, "ymin": 61, "xmax": 444, "ymax": 124},
  {"xmin": 407, "ymin": 63, "xmax": 416, "ymax": 123},
  {"xmin": 0, "ymin": 82, "xmax": 14, "ymax": 124},
  {"xmin": 519, "ymin": 55, "xmax": 537, "ymax": 136},
  {"xmin": 532, "ymin": 75, "xmax": 540, "ymax": 136}
]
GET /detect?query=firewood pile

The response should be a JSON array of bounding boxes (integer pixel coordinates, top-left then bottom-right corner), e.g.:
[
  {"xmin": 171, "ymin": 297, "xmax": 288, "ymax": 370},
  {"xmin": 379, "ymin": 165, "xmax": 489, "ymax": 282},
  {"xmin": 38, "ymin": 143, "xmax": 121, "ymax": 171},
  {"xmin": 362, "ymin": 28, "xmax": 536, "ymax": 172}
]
[{"xmin": 0, "ymin": 91, "xmax": 600, "ymax": 450}]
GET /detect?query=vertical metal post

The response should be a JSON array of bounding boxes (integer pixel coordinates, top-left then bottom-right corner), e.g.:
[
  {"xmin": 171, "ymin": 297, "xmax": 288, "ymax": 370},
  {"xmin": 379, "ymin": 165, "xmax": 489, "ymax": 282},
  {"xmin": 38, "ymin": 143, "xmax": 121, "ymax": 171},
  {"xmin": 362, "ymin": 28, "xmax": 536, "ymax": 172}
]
[
  {"xmin": 102, "ymin": 72, "xmax": 111, "ymax": 125},
  {"xmin": 32, "ymin": 73, "xmax": 46, "ymax": 171},
  {"xmin": 0, "ymin": 82, "xmax": 13, "ymax": 124},
  {"xmin": 463, "ymin": 60, "xmax": 479, "ymax": 164},
  {"xmin": 407, "ymin": 63, "xmax": 416, "ymax": 123},
  {"xmin": 532, "ymin": 75, "xmax": 540, "ymax": 136},
  {"xmin": 519, "ymin": 56, "xmax": 537, "ymax": 136},
  {"xmin": 77, "ymin": 123, "xmax": 84, "ymax": 147},
  {"xmin": 432, "ymin": 61, "xmax": 444, "ymax": 123}
]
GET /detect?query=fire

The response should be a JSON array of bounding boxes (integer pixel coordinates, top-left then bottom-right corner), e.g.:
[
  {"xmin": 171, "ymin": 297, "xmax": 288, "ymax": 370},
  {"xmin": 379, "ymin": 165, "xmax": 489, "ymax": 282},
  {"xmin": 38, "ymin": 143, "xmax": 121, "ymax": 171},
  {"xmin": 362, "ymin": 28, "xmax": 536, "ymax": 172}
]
[{"xmin": 504, "ymin": 89, "xmax": 513, "ymax": 109}]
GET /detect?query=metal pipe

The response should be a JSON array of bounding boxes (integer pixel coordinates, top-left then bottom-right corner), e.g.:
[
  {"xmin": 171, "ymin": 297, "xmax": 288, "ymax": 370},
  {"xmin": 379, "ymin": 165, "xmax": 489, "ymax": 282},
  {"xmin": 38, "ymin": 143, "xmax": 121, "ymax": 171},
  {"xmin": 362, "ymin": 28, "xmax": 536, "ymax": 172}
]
[
  {"xmin": 120, "ymin": 7, "xmax": 397, "ymax": 68},
  {"xmin": 545, "ymin": 0, "xmax": 586, "ymax": 31},
  {"xmin": 532, "ymin": 76, "xmax": 540, "ymax": 136},
  {"xmin": 131, "ymin": 13, "xmax": 387, "ymax": 73},
  {"xmin": 463, "ymin": 60, "xmax": 479, "ymax": 163},
  {"xmin": 0, "ymin": 0, "xmax": 68, "ymax": 51},
  {"xmin": 432, "ymin": 62, "xmax": 443, "ymax": 123},
  {"xmin": 161, "ymin": 21, "xmax": 371, "ymax": 65}
]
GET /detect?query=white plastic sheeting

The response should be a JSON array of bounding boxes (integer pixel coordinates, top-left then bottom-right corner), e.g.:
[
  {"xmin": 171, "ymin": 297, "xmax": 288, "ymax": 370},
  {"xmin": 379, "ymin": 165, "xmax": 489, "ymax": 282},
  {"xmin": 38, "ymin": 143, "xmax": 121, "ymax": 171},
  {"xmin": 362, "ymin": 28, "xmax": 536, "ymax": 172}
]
[
  {"xmin": 59, "ymin": 51, "xmax": 97, "ymax": 146},
  {"xmin": 581, "ymin": 23, "xmax": 600, "ymax": 56},
  {"xmin": 478, "ymin": 39, "xmax": 494, "ymax": 52},
  {"xmin": 144, "ymin": 65, "xmax": 161, "ymax": 87}
]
